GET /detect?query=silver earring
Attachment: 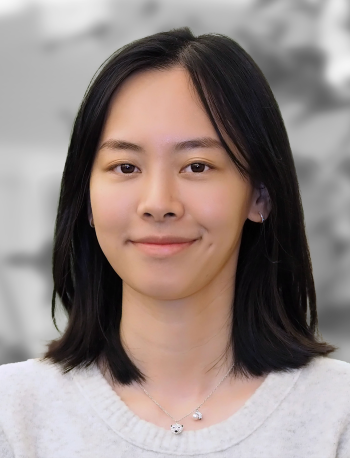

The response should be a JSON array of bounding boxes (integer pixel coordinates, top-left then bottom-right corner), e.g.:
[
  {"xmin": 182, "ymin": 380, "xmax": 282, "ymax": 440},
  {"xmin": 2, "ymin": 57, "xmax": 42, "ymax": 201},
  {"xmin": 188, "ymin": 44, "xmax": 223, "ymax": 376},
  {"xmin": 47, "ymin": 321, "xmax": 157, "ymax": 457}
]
[
  {"xmin": 89, "ymin": 217, "xmax": 94, "ymax": 228},
  {"xmin": 259, "ymin": 212, "xmax": 265, "ymax": 223}
]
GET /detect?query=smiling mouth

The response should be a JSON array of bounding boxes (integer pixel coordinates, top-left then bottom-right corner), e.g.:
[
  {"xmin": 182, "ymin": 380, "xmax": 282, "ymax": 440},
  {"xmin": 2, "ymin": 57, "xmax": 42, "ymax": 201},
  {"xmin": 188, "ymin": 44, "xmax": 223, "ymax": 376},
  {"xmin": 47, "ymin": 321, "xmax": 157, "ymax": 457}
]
[{"xmin": 131, "ymin": 240, "xmax": 197, "ymax": 256}]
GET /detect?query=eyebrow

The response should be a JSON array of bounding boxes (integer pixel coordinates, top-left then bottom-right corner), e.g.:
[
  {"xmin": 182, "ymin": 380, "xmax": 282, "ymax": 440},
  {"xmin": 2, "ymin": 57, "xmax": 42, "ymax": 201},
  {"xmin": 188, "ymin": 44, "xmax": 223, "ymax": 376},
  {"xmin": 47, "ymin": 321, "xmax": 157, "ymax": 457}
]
[{"xmin": 98, "ymin": 137, "xmax": 224, "ymax": 153}]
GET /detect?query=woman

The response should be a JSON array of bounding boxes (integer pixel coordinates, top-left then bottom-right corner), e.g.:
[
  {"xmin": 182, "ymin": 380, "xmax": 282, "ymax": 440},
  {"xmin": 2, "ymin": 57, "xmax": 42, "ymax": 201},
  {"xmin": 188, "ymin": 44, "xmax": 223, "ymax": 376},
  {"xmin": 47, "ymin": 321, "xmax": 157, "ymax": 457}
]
[{"xmin": 0, "ymin": 27, "xmax": 349, "ymax": 457}]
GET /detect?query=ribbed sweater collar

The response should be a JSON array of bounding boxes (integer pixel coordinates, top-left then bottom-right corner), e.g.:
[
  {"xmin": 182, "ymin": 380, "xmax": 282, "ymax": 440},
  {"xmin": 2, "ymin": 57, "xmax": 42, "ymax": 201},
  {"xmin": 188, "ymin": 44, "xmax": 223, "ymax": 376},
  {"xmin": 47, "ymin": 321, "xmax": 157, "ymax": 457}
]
[{"xmin": 71, "ymin": 360, "xmax": 302, "ymax": 455}]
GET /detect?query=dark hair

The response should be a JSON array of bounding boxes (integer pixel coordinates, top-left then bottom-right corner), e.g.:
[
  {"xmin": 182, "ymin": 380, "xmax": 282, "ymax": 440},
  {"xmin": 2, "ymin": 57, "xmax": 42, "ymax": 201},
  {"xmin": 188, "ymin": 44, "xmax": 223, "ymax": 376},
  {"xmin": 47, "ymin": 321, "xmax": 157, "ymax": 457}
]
[{"xmin": 40, "ymin": 26, "xmax": 337, "ymax": 384}]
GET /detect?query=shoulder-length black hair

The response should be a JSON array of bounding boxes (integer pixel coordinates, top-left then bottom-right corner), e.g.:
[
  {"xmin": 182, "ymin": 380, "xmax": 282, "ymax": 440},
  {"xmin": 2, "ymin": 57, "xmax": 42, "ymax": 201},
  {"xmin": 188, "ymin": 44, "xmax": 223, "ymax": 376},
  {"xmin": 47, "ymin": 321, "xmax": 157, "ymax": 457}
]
[{"xmin": 40, "ymin": 26, "xmax": 337, "ymax": 384}]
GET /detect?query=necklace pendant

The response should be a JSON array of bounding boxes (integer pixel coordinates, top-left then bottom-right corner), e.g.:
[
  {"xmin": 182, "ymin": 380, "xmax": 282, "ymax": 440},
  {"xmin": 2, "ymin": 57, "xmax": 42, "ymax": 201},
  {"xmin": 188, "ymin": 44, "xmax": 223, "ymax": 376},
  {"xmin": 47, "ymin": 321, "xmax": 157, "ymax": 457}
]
[
  {"xmin": 170, "ymin": 423, "xmax": 184, "ymax": 434},
  {"xmin": 192, "ymin": 410, "xmax": 203, "ymax": 420}
]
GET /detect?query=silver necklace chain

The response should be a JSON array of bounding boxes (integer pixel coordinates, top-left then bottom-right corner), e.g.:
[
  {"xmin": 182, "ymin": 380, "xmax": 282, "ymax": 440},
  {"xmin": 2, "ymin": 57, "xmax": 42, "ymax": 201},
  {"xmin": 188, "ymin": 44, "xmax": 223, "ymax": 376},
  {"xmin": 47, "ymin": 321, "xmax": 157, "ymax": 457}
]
[{"xmin": 140, "ymin": 363, "xmax": 235, "ymax": 425}]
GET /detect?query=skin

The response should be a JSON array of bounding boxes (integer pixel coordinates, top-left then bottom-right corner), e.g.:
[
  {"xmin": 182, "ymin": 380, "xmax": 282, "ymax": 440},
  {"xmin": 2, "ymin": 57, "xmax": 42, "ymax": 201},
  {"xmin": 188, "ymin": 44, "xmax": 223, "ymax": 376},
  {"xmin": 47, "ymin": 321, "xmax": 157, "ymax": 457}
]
[{"xmin": 89, "ymin": 66, "xmax": 271, "ymax": 429}]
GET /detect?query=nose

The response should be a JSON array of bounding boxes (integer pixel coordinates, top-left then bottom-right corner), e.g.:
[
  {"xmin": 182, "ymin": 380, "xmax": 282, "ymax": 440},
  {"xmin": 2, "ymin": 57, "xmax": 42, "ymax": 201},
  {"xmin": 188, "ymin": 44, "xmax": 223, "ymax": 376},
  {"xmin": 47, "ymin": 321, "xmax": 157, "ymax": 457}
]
[{"xmin": 136, "ymin": 169, "xmax": 185, "ymax": 222}]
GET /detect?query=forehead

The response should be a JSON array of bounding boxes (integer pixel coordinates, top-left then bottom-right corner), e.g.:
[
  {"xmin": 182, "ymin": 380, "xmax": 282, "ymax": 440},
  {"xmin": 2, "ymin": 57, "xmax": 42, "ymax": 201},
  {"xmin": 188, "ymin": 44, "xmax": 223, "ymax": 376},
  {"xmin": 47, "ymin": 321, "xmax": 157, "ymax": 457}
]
[
  {"xmin": 110, "ymin": 66, "xmax": 198, "ymax": 106},
  {"xmin": 101, "ymin": 66, "xmax": 216, "ymax": 138}
]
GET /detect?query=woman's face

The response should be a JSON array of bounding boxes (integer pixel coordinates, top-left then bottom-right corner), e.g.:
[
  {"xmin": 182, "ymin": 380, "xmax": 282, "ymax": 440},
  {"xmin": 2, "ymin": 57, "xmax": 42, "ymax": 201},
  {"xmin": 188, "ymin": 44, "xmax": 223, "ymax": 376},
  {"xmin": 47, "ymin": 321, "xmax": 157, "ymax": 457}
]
[{"xmin": 89, "ymin": 66, "xmax": 258, "ymax": 300}]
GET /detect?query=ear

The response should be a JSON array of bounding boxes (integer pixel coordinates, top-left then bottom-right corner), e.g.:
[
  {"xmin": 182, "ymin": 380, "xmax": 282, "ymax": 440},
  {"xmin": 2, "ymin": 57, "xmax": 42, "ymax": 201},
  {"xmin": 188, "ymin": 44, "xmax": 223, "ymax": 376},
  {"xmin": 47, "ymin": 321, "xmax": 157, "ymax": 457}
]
[{"xmin": 247, "ymin": 183, "xmax": 272, "ymax": 223}]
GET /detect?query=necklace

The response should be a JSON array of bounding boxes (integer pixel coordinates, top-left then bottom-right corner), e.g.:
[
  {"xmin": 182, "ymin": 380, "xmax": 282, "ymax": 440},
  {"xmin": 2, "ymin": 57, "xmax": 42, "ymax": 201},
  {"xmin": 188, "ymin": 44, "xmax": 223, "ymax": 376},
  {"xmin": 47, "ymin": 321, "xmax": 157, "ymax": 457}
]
[{"xmin": 140, "ymin": 363, "xmax": 235, "ymax": 434}]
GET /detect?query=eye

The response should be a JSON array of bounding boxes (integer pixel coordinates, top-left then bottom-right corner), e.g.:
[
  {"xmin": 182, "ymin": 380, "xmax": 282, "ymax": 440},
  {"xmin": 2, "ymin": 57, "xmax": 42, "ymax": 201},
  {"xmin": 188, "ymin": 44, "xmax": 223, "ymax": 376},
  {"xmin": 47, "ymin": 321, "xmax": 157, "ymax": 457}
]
[
  {"xmin": 113, "ymin": 163, "xmax": 139, "ymax": 174},
  {"xmin": 110, "ymin": 161, "xmax": 213, "ymax": 175},
  {"xmin": 183, "ymin": 162, "xmax": 213, "ymax": 173}
]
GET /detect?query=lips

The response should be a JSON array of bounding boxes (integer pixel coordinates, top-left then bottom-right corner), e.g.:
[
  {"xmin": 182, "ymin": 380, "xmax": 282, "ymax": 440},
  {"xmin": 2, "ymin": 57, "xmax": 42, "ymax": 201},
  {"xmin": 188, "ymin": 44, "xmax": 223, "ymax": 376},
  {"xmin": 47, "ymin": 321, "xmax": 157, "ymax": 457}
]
[
  {"xmin": 131, "ymin": 239, "xmax": 197, "ymax": 256},
  {"xmin": 131, "ymin": 236, "xmax": 197, "ymax": 244}
]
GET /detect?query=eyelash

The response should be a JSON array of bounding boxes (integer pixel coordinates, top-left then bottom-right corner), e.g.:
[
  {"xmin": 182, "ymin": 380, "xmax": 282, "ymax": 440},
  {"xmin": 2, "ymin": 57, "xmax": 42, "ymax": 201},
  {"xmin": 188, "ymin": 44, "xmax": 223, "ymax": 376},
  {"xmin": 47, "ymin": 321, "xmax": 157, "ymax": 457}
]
[{"xmin": 108, "ymin": 161, "xmax": 214, "ymax": 175}]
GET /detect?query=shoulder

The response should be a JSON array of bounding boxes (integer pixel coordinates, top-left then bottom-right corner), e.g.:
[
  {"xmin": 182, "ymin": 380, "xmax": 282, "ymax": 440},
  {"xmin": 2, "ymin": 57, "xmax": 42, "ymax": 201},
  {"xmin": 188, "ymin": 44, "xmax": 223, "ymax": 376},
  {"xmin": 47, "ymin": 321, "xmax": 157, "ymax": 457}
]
[
  {"xmin": 303, "ymin": 356, "xmax": 350, "ymax": 381},
  {"xmin": 0, "ymin": 357, "xmax": 60, "ymax": 379},
  {"xmin": 0, "ymin": 358, "xmax": 74, "ymax": 429},
  {"xmin": 267, "ymin": 356, "xmax": 350, "ymax": 413},
  {"xmin": 294, "ymin": 356, "xmax": 350, "ymax": 406},
  {"xmin": 0, "ymin": 358, "xmax": 38, "ymax": 386},
  {"xmin": 0, "ymin": 358, "xmax": 68, "ymax": 401}
]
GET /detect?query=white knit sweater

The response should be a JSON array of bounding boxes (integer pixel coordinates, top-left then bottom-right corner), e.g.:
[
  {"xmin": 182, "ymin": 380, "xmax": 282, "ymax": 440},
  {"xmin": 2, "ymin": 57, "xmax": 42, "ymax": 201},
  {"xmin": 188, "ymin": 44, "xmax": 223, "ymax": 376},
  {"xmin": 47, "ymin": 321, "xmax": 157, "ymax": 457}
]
[{"xmin": 0, "ymin": 355, "xmax": 349, "ymax": 457}]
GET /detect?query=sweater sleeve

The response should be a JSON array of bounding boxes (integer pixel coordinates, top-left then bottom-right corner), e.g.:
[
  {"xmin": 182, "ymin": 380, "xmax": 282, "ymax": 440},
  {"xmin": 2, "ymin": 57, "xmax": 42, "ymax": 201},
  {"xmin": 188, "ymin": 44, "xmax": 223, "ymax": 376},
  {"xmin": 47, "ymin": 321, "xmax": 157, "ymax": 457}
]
[
  {"xmin": 337, "ymin": 414, "xmax": 350, "ymax": 458},
  {"xmin": 0, "ymin": 426, "xmax": 14, "ymax": 458}
]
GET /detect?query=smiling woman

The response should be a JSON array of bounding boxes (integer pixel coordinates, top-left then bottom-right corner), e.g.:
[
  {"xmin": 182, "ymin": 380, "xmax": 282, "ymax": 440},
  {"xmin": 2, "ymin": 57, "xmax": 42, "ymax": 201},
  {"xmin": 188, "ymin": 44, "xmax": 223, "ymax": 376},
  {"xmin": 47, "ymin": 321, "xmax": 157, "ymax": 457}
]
[{"xmin": 0, "ymin": 27, "xmax": 350, "ymax": 457}]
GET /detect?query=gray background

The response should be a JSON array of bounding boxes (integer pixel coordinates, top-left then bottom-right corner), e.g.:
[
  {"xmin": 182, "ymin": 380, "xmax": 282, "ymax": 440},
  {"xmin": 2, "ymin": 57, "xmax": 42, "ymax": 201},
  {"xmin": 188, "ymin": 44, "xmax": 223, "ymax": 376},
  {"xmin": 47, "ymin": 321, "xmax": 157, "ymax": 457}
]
[{"xmin": 0, "ymin": 0, "xmax": 349, "ymax": 366}]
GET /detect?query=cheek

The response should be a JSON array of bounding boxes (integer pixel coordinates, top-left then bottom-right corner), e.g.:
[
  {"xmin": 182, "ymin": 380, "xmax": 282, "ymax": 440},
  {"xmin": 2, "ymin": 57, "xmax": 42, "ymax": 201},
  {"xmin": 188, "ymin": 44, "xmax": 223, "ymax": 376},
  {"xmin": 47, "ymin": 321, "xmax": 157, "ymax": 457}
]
[
  {"xmin": 90, "ymin": 182, "xmax": 133, "ymax": 260},
  {"xmin": 90, "ymin": 182, "xmax": 132, "ymax": 268},
  {"xmin": 195, "ymin": 181, "xmax": 250, "ymax": 234},
  {"xmin": 90, "ymin": 182, "xmax": 127, "ymax": 228}
]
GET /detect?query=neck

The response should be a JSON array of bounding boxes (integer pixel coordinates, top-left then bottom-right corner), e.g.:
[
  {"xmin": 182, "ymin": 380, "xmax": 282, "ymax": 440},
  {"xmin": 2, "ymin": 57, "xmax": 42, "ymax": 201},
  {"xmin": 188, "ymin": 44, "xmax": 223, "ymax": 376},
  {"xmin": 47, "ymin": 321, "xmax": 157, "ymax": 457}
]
[{"xmin": 116, "ymin": 277, "xmax": 236, "ymax": 401}]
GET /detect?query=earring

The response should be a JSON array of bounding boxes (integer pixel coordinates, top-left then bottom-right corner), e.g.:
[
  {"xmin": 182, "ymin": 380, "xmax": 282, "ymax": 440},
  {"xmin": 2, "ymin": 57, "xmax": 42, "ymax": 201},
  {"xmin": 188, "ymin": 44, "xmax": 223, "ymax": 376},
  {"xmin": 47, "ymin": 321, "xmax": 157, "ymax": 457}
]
[
  {"xmin": 89, "ymin": 217, "xmax": 94, "ymax": 228},
  {"xmin": 259, "ymin": 212, "xmax": 265, "ymax": 223}
]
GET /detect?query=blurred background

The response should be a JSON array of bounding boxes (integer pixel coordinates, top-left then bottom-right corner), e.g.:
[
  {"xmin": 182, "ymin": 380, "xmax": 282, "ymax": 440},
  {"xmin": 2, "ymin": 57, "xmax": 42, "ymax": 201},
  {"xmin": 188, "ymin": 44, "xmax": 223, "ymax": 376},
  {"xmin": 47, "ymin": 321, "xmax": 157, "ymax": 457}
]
[{"xmin": 0, "ymin": 0, "xmax": 349, "ymax": 366}]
